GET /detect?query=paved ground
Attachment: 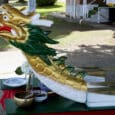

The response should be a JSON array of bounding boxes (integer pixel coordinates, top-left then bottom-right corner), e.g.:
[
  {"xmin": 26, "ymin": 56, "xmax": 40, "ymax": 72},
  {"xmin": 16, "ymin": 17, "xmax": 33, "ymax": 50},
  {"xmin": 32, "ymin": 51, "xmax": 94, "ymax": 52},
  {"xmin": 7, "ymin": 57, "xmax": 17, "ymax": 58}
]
[
  {"xmin": 0, "ymin": 48, "xmax": 26, "ymax": 76},
  {"xmin": 0, "ymin": 17, "xmax": 115, "ymax": 115}
]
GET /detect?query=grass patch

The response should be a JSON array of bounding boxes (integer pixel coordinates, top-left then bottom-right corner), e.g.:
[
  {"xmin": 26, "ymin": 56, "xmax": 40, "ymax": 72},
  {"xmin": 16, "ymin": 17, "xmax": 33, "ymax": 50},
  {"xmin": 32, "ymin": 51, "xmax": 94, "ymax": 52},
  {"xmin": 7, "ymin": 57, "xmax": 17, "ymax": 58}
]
[
  {"xmin": 11, "ymin": 1, "xmax": 65, "ymax": 16},
  {"xmin": 0, "ymin": 38, "xmax": 10, "ymax": 51},
  {"xmin": 36, "ymin": 2, "xmax": 65, "ymax": 16},
  {"xmin": 47, "ymin": 17, "xmax": 94, "ymax": 44},
  {"xmin": 10, "ymin": 1, "xmax": 95, "ymax": 47}
]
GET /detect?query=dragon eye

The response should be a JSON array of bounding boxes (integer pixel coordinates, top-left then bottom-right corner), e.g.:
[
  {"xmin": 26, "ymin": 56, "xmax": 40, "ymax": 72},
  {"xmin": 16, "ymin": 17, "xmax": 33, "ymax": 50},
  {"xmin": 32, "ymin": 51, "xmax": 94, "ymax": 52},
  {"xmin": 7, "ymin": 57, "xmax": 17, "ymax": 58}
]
[{"xmin": 3, "ymin": 15, "xmax": 9, "ymax": 21}]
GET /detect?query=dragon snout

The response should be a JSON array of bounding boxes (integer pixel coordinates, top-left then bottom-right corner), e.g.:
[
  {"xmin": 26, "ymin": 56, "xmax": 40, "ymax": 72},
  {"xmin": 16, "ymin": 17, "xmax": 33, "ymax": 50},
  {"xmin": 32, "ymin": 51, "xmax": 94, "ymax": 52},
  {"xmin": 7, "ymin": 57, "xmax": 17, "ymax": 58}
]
[
  {"xmin": 0, "ymin": 25, "xmax": 17, "ymax": 36},
  {"xmin": 0, "ymin": 25, "xmax": 11, "ymax": 32}
]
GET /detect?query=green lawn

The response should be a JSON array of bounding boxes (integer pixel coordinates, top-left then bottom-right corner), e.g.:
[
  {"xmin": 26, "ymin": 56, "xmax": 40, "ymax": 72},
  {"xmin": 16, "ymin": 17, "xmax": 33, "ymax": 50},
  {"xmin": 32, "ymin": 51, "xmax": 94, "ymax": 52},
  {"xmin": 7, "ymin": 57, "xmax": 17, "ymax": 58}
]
[
  {"xmin": 36, "ymin": 2, "xmax": 65, "ymax": 16},
  {"xmin": 11, "ymin": 1, "xmax": 65, "ymax": 16}
]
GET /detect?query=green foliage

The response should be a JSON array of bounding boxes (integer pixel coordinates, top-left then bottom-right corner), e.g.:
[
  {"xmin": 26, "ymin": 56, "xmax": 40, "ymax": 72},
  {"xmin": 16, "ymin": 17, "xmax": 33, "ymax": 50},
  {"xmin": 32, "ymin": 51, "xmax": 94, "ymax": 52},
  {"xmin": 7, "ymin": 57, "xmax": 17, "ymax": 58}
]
[
  {"xmin": 17, "ymin": 0, "xmax": 26, "ymax": 3},
  {"xmin": 10, "ymin": 24, "xmax": 58, "ymax": 65},
  {"xmin": 36, "ymin": 0, "xmax": 57, "ymax": 6},
  {"xmin": 88, "ymin": 7, "xmax": 98, "ymax": 18},
  {"xmin": 36, "ymin": 2, "xmax": 65, "ymax": 17},
  {"xmin": 53, "ymin": 56, "xmax": 67, "ymax": 65},
  {"xmin": 64, "ymin": 66, "xmax": 86, "ymax": 78},
  {"xmin": 15, "ymin": 66, "xmax": 23, "ymax": 75},
  {"xmin": 0, "ymin": 38, "xmax": 9, "ymax": 50},
  {"xmin": 53, "ymin": 56, "xmax": 86, "ymax": 78}
]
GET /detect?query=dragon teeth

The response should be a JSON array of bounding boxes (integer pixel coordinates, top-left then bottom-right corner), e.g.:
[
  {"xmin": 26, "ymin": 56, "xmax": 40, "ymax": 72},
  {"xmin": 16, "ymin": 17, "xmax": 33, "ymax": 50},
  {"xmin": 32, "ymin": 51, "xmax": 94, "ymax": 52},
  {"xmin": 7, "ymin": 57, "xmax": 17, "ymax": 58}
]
[{"xmin": 11, "ymin": 29, "xmax": 17, "ymax": 36}]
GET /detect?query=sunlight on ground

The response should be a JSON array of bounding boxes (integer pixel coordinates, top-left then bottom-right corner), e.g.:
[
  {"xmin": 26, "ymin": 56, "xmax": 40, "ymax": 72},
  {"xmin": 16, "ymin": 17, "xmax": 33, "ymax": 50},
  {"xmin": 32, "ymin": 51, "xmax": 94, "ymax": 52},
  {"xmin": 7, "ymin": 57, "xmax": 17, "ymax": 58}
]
[
  {"xmin": 0, "ymin": 49, "xmax": 26, "ymax": 78},
  {"xmin": 53, "ymin": 30, "xmax": 114, "ymax": 52}
]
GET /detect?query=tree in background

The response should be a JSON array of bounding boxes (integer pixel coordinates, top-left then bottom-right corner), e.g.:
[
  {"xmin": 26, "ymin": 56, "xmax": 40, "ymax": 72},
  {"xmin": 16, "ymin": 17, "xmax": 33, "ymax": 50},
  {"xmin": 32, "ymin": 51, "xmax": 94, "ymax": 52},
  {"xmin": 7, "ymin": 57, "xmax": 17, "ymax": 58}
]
[
  {"xmin": 36, "ymin": 0, "xmax": 57, "ymax": 6},
  {"xmin": 17, "ymin": 0, "xmax": 26, "ymax": 3}
]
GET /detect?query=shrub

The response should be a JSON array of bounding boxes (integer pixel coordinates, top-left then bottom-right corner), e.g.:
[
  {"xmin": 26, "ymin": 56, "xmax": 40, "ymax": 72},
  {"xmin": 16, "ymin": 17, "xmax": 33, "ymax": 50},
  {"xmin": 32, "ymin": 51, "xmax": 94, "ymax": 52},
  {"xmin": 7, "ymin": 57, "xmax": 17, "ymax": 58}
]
[{"xmin": 36, "ymin": 0, "xmax": 57, "ymax": 6}]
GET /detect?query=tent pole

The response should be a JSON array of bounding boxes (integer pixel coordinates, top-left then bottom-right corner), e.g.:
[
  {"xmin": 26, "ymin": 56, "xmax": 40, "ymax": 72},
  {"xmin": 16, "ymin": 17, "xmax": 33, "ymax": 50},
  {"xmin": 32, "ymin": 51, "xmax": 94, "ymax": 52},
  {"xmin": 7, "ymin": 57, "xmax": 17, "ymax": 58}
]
[
  {"xmin": 83, "ymin": 0, "xmax": 87, "ymax": 19},
  {"xmin": 28, "ymin": 0, "xmax": 36, "ymax": 12}
]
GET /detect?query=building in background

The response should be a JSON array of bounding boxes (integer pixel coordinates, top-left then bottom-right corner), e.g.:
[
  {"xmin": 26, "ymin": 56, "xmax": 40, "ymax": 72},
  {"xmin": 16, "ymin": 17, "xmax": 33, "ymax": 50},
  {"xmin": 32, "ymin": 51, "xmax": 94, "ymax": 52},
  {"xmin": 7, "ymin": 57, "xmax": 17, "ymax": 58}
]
[{"xmin": 66, "ymin": 0, "xmax": 115, "ymax": 23}]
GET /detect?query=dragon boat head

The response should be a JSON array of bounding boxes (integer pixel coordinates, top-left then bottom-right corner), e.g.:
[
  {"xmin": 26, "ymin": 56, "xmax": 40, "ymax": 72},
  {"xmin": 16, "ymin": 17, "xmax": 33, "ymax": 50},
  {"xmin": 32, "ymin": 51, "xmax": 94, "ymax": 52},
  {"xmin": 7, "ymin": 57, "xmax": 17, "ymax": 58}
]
[
  {"xmin": 0, "ymin": 4, "xmax": 88, "ymax": 104},
  {"xmin": 0, "ymin": 4, "xmax": 53, "ymax": 42},
  {"xmin": 0, "ymin": 4, "xmax": 31, "ymax": 41}
]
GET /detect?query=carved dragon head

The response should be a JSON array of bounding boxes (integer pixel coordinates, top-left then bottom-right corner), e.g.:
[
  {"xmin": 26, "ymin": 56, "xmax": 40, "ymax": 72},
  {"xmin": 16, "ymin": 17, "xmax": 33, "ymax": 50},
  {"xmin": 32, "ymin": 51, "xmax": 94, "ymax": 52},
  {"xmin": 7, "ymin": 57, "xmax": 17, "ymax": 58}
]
[
  {"xmin": 0, "ymin": 4, "xmax": 32, "ymax": 41},
  {"xmin": 0, "ymin": 4, "xmax": 58, "ymax": 65},
  {"xmin": 0, "ymin": 4, "xmax": 53, "ymax": 42}
]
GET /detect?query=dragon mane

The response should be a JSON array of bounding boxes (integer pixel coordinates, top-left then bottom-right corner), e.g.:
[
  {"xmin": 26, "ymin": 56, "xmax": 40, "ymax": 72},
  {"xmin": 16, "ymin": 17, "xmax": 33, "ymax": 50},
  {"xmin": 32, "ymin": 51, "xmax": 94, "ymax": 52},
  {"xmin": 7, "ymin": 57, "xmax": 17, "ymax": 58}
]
[
  {"xmin": 10, "ymin": 24, "xmax": 58, "ymax": 65},
  {"xmin": 9, "ymin": 24, "xmax": 85, "ymax": 78}
]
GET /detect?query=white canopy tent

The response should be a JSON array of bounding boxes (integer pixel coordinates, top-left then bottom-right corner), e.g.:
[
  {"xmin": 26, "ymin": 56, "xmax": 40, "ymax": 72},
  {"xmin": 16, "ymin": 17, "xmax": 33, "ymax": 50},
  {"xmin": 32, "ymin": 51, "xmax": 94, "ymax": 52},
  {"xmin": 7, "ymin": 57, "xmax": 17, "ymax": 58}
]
[
  {"xmin": 22, "ymin": 0, "xmax": 53, "ymax": 27},
  {"xmin": 66, "ymin": 0, "xmax": 89, "ymax": 19},
  {"xmin": 83, "ymin": 0, "xmax": 87, "ymax": 19},
  {"xmin": 28, "ymin": 0, "xmax": 36, "ymax": 12}
]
